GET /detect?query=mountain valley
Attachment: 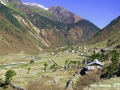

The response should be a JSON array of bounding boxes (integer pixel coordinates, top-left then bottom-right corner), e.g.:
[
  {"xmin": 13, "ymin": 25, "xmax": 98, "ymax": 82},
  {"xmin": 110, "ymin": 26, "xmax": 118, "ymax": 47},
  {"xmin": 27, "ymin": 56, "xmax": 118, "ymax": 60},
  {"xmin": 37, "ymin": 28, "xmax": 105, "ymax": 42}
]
[
  {"xmin": 0, "ymin": 0, "xmax": 120, "ymax": 90},
  {"xmin": 0, "ymin": 0, "xmax": 101, "ymax": 55}
]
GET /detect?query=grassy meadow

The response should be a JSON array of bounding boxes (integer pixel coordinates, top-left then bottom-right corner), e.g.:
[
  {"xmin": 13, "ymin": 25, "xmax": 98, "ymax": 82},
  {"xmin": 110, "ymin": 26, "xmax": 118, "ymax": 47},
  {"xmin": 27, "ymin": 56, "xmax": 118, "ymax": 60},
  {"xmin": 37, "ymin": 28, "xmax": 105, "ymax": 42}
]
[{"xmin": 0, "ymin": 50, "xmax": 84, "ymax": 90}]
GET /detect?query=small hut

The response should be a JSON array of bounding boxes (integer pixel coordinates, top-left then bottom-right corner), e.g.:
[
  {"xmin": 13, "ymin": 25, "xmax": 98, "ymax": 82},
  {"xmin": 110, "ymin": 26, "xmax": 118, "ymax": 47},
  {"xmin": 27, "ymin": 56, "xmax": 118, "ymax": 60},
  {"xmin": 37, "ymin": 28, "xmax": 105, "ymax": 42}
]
[{"xmin": 87, "ymin": 59, "xmax": 104, "ymax": 72}]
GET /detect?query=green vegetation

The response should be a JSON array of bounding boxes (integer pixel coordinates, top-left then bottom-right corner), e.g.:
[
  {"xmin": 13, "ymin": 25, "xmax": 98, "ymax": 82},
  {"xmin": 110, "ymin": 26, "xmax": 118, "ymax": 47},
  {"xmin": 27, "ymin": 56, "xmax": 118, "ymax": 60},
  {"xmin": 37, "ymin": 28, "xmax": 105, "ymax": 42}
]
[
  {"xmin": 0, "ymin": 4, "xmax": 24, "ymax": 30},
  {"xmin": 0, "ymin": 78, "xmax": 2, "ymax": 86},
  {"xmin": 77, "ymin": 61, "xmax": 81, "ymax": 68},
  {"xmin": 30, "ymin": 6, "xmax": 53, "ymax": 19},
  {"xmin": 6, "ymin": 0, "xmax": 26, "ymax": 16},
  {"xmin": 27, "ymin": 68, "xmax": 31, "ymax": 74},
  {"xmin": 28, "ymin": 13, "xmax": 66, "ymax": 30},
  {"xmin": 111, "ymin": 49, "xmax": 119, "ymax": 63},
  {"xmin": 50, "ymin": 64, "xmax": 56, "ymax": 69},
  {"xmin": 0, "ymin": 69, "xmax": 16, "ymax": 89},
  {"xmin": 85, "ymin": 49, "xmax": 120, "ymax": 79},
  {"xmin": 44, "ymin": 63, "xmax": 48, "ymax": 70},
  {"xmin": 5, "ymin": 69, "xmax": 16, "ymax": 84},
  {"xmin": 0, "ymin": 1, "xmax": 119, "ymax": 90},
  {"xmin": 0, "ymin": 47, "xmax": 119, "ymax": 90},
  {"xmin": 67, "ymin": 19, "xmax": 100, "ymax": 34},
  {"xmin": 30, "ymin": 59, "xmax": 34, "ymax": 64},
  {"xmin": 75, "ymin": 49, "xmax": 120, "ymax": 89},
  {"xmin": 87, "ymin": 16, "xmax": 120, "ymax": 47},
  {"xmin": 20, "ymin": 63, "xmax": 28, "ymax": 67},
  {"xmin": 88, "ymin": 52, "xmax": 105, "ymax": 62},
  {"xmin": 107, "ymin": 38, "xmax": 118, "ymax": 47},
  {"xmin": 50, "ymin": 64, "xmax": 57, "ymax": 71},
  {"xmin": 101, "ymin": 49, "xmax": 120, "ymax": 79},
  {"xmin": 64, "ymin": 60, "xmax": 69, "ymax": 69}
]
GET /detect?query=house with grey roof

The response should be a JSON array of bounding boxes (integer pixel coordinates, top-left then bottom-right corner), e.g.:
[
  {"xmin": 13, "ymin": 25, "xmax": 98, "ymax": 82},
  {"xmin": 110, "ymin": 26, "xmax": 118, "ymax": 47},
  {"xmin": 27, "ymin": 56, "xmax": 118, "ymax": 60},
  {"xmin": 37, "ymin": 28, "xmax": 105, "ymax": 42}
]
[{"xmin": 87, "ymin": 59, "xmax": 104, "ymax": 72}]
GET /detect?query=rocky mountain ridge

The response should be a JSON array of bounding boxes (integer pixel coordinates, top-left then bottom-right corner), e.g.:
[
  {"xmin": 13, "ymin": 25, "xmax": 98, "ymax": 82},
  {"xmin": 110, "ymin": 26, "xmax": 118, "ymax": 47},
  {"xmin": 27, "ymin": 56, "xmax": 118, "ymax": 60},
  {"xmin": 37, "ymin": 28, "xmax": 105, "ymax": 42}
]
[{"xmin": 49, "ymin": 6, "xmax": 82, "ymax": 23}]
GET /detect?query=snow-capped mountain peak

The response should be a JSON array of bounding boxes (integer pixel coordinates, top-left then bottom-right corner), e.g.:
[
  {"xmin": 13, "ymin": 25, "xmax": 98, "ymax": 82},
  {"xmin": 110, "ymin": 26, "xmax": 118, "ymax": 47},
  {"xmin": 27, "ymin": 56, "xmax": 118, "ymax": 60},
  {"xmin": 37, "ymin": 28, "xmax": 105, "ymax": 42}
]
[
  {"xmin": 0, "ymin": 0, "xmax": 7, "ymax": 5},
  {"xmin": 23, "ymin": 3, "xmax": 48, "ymax": 10}
]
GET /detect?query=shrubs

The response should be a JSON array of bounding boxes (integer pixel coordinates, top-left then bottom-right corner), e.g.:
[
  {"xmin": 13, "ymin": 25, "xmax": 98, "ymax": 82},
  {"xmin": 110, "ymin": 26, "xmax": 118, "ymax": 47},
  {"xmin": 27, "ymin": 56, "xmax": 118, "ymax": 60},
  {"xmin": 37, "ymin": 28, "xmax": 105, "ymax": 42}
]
[
  {"xmin": 101, "ymin": 63, "xmax": 115, "ymax": 79},
  {"xmin": 110, "ymin": 49, "xmax": 119, "ymax": 63},
  {"xmin": 44, "ymin": 63, "xmax": 48, "ymax": 70},
  {"xmin": 64, "ymin": 60, "xmax": 69, "ymax": 69},
  {"xmin": 74, "ymin": 72, "xmax": 99, "ymax": 90},
  {"xmin": 5, "ymin": 69, "xmax": 16, "ymax": 84},
  {"xmin": 0, "ymin": 4, "xmax": 23, "ymax": 30},
  {"xmin": 50, "ymin": 64, "xmax": 56, "ymax": 69},
  {"xmin": 101, "ymin": 62, "xmax": 120, "ymax": 78},
  {"xmin": 101, "ymin": 49, "xmax": 120, "ymax": 78},
  {"xmin": 27, "ymin": 68, "xmax": 31, "ymax": 74},
  {"xmin": 26, "ymin": 82, "xmax": 64, "ymax": 90},
  {"xmin": 0, "ymin": 69, "xmax": 16, "ymax": 89},
  {"xmin": 88, "ymin": 52, "xmax": 106, "ymax": 62},
  {"xmin": 0, "ymin": 78, "xmax": 2, "ymax": 86},
  {"xmin": 30, "ymin": 59, "xmax": 34, "ymax": 64}
]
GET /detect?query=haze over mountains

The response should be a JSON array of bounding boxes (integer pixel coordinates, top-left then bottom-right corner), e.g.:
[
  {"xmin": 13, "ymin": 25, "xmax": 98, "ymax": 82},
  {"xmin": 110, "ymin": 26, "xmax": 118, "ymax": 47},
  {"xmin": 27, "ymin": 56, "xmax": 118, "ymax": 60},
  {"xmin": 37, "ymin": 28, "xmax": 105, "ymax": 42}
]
[{"xmin": 0, "ymin": 0, "xmax": 119, "ymax": 55}]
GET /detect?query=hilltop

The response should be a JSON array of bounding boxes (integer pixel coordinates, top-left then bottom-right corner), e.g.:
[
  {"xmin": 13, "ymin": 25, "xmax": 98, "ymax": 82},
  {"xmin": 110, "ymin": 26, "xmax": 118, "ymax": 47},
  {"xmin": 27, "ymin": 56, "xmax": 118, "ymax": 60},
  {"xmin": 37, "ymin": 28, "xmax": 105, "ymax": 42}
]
[{"xmin": 87, "ymin": 16, "xmax": 120, "ymax": 48}]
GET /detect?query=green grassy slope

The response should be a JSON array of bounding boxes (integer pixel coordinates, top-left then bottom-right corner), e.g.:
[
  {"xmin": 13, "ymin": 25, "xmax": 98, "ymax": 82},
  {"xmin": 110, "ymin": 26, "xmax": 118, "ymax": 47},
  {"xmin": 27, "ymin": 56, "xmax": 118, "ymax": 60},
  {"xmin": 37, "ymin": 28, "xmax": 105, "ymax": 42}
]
[{"xmin": 86, "ymin": 16, "xmax": 120, "ymax": 48}]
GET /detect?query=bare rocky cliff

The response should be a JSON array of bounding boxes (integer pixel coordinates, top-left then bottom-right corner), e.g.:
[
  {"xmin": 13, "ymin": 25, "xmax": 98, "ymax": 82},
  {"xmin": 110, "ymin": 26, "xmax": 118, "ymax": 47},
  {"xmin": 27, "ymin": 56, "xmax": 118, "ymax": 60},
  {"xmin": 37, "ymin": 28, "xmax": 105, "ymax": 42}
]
[{"xmin": 49, "ymin": 6, "xmax": 82, "ymax": 23}]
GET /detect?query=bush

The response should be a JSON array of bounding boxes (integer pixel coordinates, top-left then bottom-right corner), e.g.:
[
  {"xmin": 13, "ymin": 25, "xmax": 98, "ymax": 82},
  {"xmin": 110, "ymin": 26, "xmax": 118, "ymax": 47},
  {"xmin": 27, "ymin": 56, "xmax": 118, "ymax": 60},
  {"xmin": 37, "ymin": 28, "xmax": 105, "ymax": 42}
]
[
  {"xmin": 100, "ymin": 50, "xmax": 120, "ymax": 79},
  {"xmin": 88, "ymin": 53, "xmax": 103, "ymax": 61},
  {"xmin": 44, "ymin": 63, "xmax": 48, "ymax": 70},
  {"xmin": 50, "ymin": 64, "xmax": 56, "ymax": 69},
  {"xmin": 30, "ymin": 59, "xmax": 34, "ymax": 64},
  {"xmin": 5, "ymin": 69, "xmax": 16, "ymax": 84},
  {"xmin": 74, "ymin": 72, "xmax": 99, "ymax": 90},
  {"xmin": 0, "ymin": 69, "xmax": 16, "ymax": 89}
]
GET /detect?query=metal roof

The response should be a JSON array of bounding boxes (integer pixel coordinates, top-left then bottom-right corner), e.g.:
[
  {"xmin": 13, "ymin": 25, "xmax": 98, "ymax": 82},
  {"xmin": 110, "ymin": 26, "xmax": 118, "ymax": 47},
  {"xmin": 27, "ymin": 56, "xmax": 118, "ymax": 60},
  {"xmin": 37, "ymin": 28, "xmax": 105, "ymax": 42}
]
[{"xmin": 87, "ymin": 59, "xmax": 104, "ymax": 66}]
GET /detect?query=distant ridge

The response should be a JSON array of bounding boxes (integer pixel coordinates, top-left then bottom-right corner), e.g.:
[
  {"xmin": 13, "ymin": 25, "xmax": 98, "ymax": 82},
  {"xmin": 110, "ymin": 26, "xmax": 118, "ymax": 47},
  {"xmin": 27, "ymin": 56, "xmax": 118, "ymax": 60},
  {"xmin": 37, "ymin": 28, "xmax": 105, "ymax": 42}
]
[{"xmin": 87, "ymin": 16, "xmax": 120, "ymax": 48}]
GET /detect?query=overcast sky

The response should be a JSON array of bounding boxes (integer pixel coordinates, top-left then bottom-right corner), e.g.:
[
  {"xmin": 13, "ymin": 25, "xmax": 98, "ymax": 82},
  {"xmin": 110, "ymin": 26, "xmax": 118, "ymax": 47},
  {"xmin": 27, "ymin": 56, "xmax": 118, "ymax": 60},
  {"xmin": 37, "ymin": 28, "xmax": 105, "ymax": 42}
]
[{"xmin": 22, "ymin": 0, "xmax": 120, "ymax": 29}]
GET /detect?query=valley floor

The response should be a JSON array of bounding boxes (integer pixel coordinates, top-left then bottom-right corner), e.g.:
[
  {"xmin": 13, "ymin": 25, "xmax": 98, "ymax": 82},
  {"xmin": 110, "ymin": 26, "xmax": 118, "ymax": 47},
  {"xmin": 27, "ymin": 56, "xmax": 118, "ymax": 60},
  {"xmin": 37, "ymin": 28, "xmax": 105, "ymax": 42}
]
[
  {"xmin": 0, "ymin": 46, "xmax": 120, "ymax": 90},
  {"xmin": 0, "ymin": 51, "xmax": 83, "ymax": 90}
]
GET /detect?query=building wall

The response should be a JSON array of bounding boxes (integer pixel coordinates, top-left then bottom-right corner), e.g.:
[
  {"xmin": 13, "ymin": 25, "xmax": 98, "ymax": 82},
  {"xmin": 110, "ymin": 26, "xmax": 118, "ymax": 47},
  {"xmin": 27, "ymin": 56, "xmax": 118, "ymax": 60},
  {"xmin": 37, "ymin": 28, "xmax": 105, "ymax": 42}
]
[{"xmin": 88, "ymin": 64, "xmax": 102, "ymax": 72}]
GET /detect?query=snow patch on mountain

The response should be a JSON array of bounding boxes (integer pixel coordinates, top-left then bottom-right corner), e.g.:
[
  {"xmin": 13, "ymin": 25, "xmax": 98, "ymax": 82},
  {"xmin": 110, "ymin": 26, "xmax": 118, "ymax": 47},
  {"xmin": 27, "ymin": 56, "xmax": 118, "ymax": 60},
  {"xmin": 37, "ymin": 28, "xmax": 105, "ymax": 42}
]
[
  {"xmin": 0, "ymin": 0, "xmax": 7, "ymax": 5},
  {"xmin": 23, "ymin": 3, "xmax": 48, "ymax": 10}
]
